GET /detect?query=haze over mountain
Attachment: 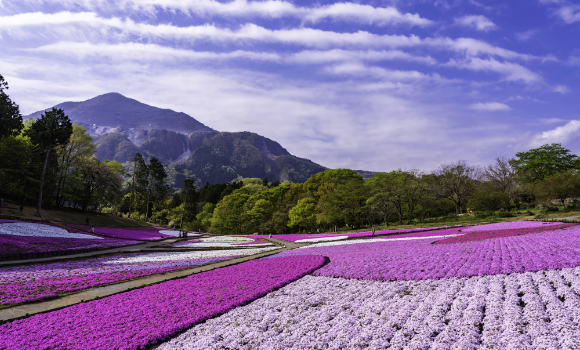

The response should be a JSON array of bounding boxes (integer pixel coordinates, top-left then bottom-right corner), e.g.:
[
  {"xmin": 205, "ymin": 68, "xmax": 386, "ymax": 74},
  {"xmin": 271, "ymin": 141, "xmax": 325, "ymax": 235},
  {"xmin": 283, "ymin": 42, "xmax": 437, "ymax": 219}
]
[{"xmin": 26, "ymin": 93, "xmax": 327, "ymax": 186}]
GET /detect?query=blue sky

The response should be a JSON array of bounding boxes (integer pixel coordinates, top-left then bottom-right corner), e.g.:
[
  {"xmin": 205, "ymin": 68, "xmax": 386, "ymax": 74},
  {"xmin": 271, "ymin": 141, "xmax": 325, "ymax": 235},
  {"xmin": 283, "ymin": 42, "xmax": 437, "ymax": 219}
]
[{"xmin": 1, "ymin": 0, "xmax": 579, "ymax": 172}]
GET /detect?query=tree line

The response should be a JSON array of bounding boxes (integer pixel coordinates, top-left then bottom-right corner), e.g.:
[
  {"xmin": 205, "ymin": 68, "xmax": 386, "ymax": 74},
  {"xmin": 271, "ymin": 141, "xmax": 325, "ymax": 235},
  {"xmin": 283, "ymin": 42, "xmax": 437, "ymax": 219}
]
[{"xmin": 3, "ymin": 73, "xmax": 580, "ymax": 233}]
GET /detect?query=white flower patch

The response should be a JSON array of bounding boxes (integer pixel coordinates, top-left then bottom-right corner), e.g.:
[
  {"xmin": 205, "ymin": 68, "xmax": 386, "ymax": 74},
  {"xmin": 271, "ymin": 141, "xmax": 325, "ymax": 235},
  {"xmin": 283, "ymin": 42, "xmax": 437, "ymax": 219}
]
[
  {"xmin": 298, "ymin": 234, "xmax": 463, "ymax": 249},
  {"xmin": 159, "ymin": 230, "xmax": 181, "ymax": 237},
  {"xmin": 295, "ymin": 236, "xmax": 349, "ymax": 243},
  {"xmin": 104, "ymin": 247, "xmax": 279, "ymax": 264},
  {"xmin": 157, "ymin": 267, "xmax": 580, "ymax": 350},
  {"xmin": 0, "ymin": 222, "xmax": 103, "ymax": 239},
  {"xmin": 177, "ymin": 236, "xmax": 257, "ymax": 247},
  {"xmin": 201, "ymin": 236, "xmax": 255, "ymax": 244}
]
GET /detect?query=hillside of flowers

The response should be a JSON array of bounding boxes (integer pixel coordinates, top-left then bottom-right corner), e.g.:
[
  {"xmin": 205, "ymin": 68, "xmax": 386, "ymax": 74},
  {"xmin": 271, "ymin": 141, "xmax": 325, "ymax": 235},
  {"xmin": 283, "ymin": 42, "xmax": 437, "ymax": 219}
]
[{"xmin": 0, "ymin": 221, "xmax": 141, "ymax": 259}]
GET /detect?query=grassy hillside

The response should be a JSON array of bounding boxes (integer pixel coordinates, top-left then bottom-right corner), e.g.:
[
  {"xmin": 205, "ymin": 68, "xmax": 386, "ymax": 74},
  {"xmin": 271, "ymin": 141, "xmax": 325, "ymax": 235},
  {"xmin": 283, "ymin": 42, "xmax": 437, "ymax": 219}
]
[{"xmin": 0, "ymin": 200, "xmax": 153, "ymax": 227}]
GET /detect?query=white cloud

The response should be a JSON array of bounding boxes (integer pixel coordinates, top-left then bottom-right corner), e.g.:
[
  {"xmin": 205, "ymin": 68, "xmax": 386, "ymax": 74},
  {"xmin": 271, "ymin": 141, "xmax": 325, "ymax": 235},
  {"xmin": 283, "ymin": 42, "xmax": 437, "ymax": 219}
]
[
  {"xmin": 557, "ymin": 5, "xmax": 580, "ymax": 23},
  {"xmin": 446, "ymin": 57, "xmax": 543, "ymax": 84},
  {"xmin": 515, "ymin": 29, "xmax": 538, "ymax": 41},
  {"xmin": 554, "ymin": 85, "xmax": 570, "ymax": 93},
  {"xmin": 454, "ymin": 15, "xmax": 497, "ymax": 31},
  {"xmin": 531, "ymin": 120, "xmax": 580, "ymax": 147},
  {"xmin": 469, "ymin": 102, "xmax": 511, "ymax": 111},
  {"xmin": 288, "ymin": 49, "xmax": 437, "ymax": 65},
  {"xmin": 302, "ymin": 2, "xmax": 432, "ymax": 26},
  {"xmin": 30, "ymin": 42, "xmax": 282, "ymax": 62},
  {"xmin": 12, "ymin": 0, "xmax": 433, "ymax": 26},
  {"xmin": 0, "ymin": 11, "xmax": 546, "ymax": 63}
]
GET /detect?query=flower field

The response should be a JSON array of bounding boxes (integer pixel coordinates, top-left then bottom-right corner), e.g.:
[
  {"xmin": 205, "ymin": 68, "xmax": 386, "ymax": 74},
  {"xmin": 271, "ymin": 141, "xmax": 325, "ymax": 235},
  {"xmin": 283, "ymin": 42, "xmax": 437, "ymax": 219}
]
[
  {"xmin": 4, "ymin": 220, "xmax": 580, "ymax": 349},
  {"xmin": 0, "ymin": 253, "xmax": 240, "ymax": 305},
  {"xmin": 65, "ymin": 224, "xmax": 180, "ymax": 240},
  {"xmin": 0, "ymin": 221, "xmax": 140, "ymax": 259},
  {"xmin": 244, "ymin": 225, "xmax": 461, "ymax": 242},
  {"xmin": 0, "ymin": 255, "xmax": 325, "ymax": 349},
  {"xmin": 165, "ymin": 236, "xmax": 275, "ymax": 248}
]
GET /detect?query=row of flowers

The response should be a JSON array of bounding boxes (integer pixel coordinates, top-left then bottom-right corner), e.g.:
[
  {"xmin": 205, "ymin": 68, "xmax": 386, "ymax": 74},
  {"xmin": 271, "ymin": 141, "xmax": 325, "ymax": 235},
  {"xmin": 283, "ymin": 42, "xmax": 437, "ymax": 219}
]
[
  {"xmin": 0, "ymin": 255, "xmax": 326, "ymax": 349},
  {"xmin": 65, "ymin": 224, "xmax": 180, "ymax": 240},
  {"xmin": 157, "ymin": 267, "xmax": 580, "ymax": 349},
  {"xmin": 436, "ymin": 222, "xmax": 575, "ymax": 244},
  {"xmin": 280, "ymin": 223, "xmax": 580, "ymax": 281},
  {"xmin": 162, "ymin": 236, "xmax": 275, "ymax": 248},
  {"xmin": 0, "ymin": 253, "xmax": 238, "ymax": 305},
  {"xmin": 239, "ymin": 225, "xmax": 462, "ymax": 242}
]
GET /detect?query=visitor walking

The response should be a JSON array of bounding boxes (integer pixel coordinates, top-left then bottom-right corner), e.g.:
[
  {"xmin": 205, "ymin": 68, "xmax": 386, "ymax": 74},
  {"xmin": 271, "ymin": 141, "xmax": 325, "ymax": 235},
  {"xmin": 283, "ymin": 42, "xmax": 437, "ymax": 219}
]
[
  {"xmin": 372, "ymin": 226, "xmax": 375, "ymax": 236},
  {"xmin": 91, "ymin": 226, "xmax": 95, "ymax": 234},
  {"xmin": 19, "ymin": 205, "xmax": 23, "ymax": 214},
  {"xmin": 0, "ymin": 197, "xmax": 3, "ymax": 208},
  {"xmin": 86, "ymin": 217, "xmax": 89, "ymax": 225},
  {"xmin": 317, "ymin": 228, "xmax": 320, "ymax": 233}
]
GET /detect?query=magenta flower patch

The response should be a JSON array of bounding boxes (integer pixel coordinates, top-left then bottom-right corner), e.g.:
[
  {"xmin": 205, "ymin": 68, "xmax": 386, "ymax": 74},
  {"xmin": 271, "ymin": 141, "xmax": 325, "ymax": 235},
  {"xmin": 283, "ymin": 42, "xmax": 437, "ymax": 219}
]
[{"xmin": 0, "ymin": 255, "xmax": 325, "ymax": 350}]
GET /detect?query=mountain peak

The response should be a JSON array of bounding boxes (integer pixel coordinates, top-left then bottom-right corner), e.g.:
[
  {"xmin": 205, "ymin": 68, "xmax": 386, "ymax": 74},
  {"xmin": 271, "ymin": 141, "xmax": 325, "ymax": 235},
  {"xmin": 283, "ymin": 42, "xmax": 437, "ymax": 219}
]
[{"xmin": 26, "ymin": 92, "xmax": 215, "ymax": 134}]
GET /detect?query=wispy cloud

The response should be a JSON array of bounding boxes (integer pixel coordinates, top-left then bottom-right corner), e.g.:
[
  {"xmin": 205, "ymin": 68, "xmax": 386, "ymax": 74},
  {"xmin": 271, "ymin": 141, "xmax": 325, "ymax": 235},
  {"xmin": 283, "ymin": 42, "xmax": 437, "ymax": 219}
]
[
  {"xmin": 446, "ymin": 57, "xmax": 543, "ymax": 84},
  {"xmin": 11, "ymin": 0, "xmax": 434, "ymax": 26},
  {"xmin": 469, "ymin": 102, "xmax": 512, "ymax": 111},
  {"xmin": 454, "ymin": 15, "xmax": 497, "ymax": 31}
]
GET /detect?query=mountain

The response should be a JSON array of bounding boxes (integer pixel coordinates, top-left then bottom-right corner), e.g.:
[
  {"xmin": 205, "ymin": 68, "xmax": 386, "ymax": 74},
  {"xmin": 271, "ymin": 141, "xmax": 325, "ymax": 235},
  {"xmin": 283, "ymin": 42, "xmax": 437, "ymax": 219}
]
[
  {"xmin": 26, "ymin": 93, "xmax": 327, "ymax": 186},
  {"xmin": 27, "ymin": 93, "xmax": 215, "ymax": 136}
]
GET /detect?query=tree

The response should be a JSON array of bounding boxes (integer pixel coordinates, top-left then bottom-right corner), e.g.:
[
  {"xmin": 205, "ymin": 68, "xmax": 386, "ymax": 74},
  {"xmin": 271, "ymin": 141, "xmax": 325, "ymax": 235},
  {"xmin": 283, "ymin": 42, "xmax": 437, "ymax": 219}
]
[
  {"xmin": 484, "ymin": 156, "xmax": 516, "ymax": 194},
  {"xmin": 54, "ymin": 123, "xmax": 97, "ymax": 207},
  {"xmin": 468, "ymin": 190, "xmax": 510, "ymax": 212},
  {"xmin": 128, "ymin": 153, "xmax": 148, "ymax": 217},
  {"xmin": 180, "ymin": 177, "xmax": 198, "ymax": 228},
  {"xmin": 433, "ymin": 160, "xmax": 481, "ymax": 214},
  {"xmin": 25, "ymin": 108, "xmax": 73, "ymax": 217},
  {"xmin": 510, "ymin": 143, "xmax": 579, "ymax": 184},
  {"xmin": 288, "ymin": 197, "xmax": 317, "ymax": 232},
  {"xmin": 0, "ymin": 74, "xmax": 23, "ymax": 140},
  {"xmin": 536, "ymin": 172, "xmax": 580, "ymax": 209},
  {"xmin": 145, "ymin": 158, "xmax": 170, "ymax": 219}
]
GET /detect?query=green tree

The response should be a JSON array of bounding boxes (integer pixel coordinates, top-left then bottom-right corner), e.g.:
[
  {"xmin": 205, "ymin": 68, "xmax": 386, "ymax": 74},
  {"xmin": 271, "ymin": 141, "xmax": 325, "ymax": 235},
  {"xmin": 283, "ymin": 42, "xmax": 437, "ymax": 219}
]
[
  {"xmin": 54, "ymin": 123, "xmax": 97, "ymax": 207},
  {"xmin": 468, "ymin": 190, "xmax": 510, "ymax": 212},
  {"xmin": 0, "ymin": 74, "xmax": 23, "ymax": 140},
  {"xmin": 536, "ymin": 172, "xmax": 580, "ymax": 209},
  {"xmin": 145, "ymin": 157, "xmax": 170, "ymax": 219},
  {"xmin": 510, "ymin": 143, "xmax": 579, "ymax": 184},
  {"xmin": 128, "ymin": 153, "xmax": 148, "ymax": 217},
  {"xmin": 288, "ymin": 197, "xmax": 317, "ymax": 232},
  {"xmin": 433, "ymin": 160, "xmax": 481, "ymax": 214},
  {"xmin": 25, "ymin": 107, "xmax": 73, "ymax": 217},
  {"xmin": 180, "ymin": 177, "xmax": 198, "ymax": 228}
]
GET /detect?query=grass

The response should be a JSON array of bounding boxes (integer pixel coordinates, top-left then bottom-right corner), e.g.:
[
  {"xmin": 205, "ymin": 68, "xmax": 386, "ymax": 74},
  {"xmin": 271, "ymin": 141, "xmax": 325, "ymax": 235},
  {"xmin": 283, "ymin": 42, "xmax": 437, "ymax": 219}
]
[{"xmin": 0, "ymin": 200, "xmax": 153, "ymax": 228}]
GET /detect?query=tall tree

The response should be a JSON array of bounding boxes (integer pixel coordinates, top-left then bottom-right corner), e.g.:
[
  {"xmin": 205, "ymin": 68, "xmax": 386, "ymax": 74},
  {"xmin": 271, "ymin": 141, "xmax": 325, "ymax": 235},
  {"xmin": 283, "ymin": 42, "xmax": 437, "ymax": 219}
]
[
  {"xmin": 180, "ymin": 177, "xmax": 198, "ymax": 228},
  {"xmin": 54, "ymin": 124, "xmax": 97, "ymax": 207},
  {"xmin": 25, "ymin": 108, "xmax": 73, "ymax": 217},
  {"xmin": 510, "ymin": 143, "xmax": 579, "ymax": 184},
  {"xmin": 128, "ymin": 153, "xmax": 148, "ymax": 217},
  {"xmin": 433, "ymin": 160, "xmax": 481, "ymax": 214},
  {"xmin": 0, "ymin": 74, "xmax": 23, "ymax": 140},
  {"xmin": 145, "ymin": 157, "xmax": 170, "ymax": 219}
]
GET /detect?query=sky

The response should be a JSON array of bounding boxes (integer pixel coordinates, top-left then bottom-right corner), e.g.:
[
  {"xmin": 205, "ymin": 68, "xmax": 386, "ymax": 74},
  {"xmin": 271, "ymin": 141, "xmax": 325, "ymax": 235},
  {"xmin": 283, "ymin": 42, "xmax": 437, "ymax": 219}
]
[{"xmin": 1, "ymin": 0, "xmax": 580, "ymax": 172}]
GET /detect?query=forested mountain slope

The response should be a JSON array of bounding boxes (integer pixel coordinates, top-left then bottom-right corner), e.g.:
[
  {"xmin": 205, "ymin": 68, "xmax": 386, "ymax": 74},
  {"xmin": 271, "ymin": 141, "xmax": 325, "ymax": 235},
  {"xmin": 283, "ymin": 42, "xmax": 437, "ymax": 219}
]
[{"xmin": 26, "ymin": 93, "xmax": 327, "ymax": 185}]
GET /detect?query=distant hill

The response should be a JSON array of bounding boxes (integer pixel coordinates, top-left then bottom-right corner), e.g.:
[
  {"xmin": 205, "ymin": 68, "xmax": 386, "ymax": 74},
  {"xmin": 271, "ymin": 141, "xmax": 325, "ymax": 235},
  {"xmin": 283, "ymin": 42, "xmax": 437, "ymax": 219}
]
[{"xmin": 26, "ymin": 93, "xmax": 328, "ymax": 186}]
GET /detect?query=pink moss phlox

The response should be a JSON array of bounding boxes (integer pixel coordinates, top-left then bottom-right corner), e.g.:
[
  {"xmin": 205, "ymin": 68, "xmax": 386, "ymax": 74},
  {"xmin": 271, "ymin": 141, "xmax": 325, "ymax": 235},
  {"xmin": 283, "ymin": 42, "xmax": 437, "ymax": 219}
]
[{"xmin": 0, "ymin": 255, "xmax": 325, "ymax": 350}]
